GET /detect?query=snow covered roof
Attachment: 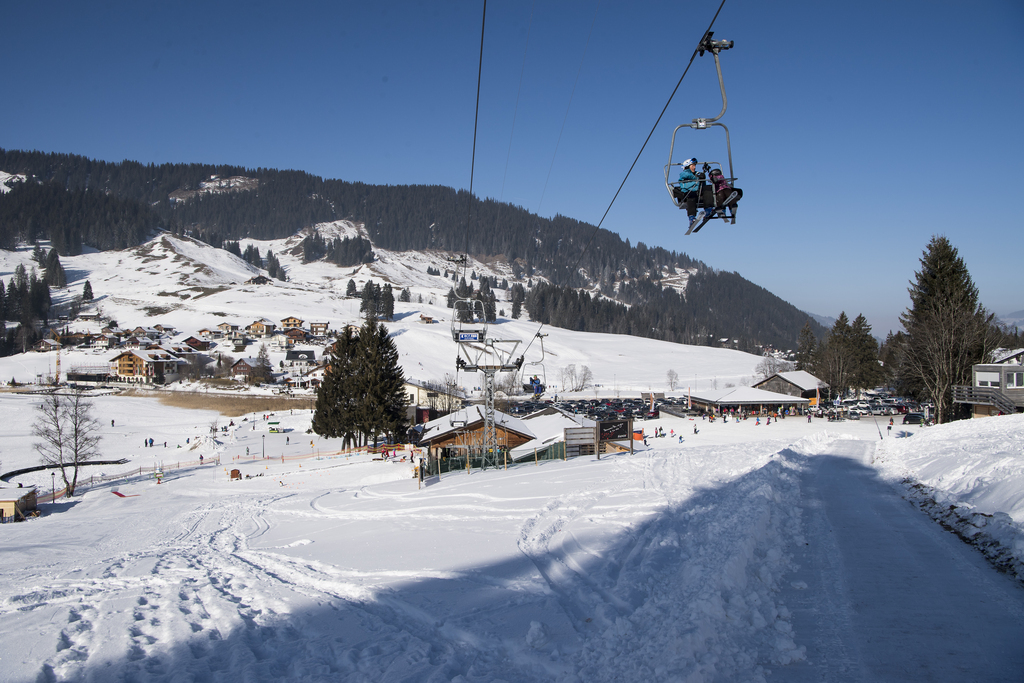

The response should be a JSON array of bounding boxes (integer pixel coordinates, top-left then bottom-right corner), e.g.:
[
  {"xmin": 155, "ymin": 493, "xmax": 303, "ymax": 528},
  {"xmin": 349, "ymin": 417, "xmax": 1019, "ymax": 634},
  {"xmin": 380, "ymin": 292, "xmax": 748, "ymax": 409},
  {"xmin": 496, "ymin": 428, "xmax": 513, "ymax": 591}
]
[
  {"xmin": 420, "ymin": 406, "xmax": 535, "ymax": 443},
  {"xmin": 691, "ymin": 386, "xmax": 809, "ymax": 405},
  {"xmin": 993, "ymin": 348, "xmax": 1024, "ymax": 365},
  {"xmin": 772, "ymin": 370, "xmax": 823, "ymax": 391},
  {"xmin": 510, "ymin": 409, "xmax": 594, "ymax": 457}
]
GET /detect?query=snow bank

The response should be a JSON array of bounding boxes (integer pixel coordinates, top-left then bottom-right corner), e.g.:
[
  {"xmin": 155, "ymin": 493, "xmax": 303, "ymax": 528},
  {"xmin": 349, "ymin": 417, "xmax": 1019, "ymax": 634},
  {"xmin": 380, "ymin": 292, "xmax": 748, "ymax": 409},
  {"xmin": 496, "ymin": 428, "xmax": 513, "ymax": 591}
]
[{"xmin": 875, "ymin": 413, "xmax": 1024, "ymax": 578}]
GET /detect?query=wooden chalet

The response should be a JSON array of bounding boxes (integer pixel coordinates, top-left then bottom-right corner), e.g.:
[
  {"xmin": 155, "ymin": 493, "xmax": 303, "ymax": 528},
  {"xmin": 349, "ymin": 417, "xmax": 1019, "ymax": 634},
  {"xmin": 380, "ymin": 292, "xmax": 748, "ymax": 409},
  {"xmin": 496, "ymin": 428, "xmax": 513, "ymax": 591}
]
[
  {"xmin": 109, "ymin": 349, "xmax": 183, "ymax": 384},
  {"xmin": 284, "ymin": 327, "xmax": 307, "ymax": 343},
  {"xmin": 280, "ymin": 317, "xmax": 305, "ymax": 330},
  {"xmin": 246, "ymin": 319, "xmax": 276, "ymax": 337},
  {"xmin": 418, "ymin": 406, "xmax": 535, "ymax": 459},
  {"xmin": 183, "ymin": 336, "xmax": 212, "ymax": 351},
  {"xmin": 752, "ymin": 370, "xmax": 825, "ymax": 405}
]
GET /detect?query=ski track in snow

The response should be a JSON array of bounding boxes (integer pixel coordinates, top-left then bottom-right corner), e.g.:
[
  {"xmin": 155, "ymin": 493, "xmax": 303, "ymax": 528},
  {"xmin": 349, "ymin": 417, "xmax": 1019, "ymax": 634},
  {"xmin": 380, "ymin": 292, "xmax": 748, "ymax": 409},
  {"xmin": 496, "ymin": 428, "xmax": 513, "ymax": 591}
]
[{"xmin": 3, "ymin": 427, "xmax": 1024, "ymax": 682}]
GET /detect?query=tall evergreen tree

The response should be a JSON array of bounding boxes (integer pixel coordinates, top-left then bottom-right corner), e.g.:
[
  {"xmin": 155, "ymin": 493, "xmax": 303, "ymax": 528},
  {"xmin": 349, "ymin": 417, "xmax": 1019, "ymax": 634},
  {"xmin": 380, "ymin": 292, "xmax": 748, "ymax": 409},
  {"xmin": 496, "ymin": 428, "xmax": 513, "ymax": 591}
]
[
  {"xmin": 817, "ymin": 313, "xmax": 854, "ymax": 400},
  {"xmin": 795, "ymin": 321, "xmax": 817, "ymax": 372},
  {"xmin": 849, "ymin": 314, "xmax": 883, "ymax": 391},
  {"xmin": 897, "ymin": 236, "xmax": 996, "ymax": 423},
  {"xmin": 380, "ymin": 284, "xmax": 395, "ymax": 321},
  {"xmin": 312, "ymin": 327, "xmax": 360, "ymax": 447},
  {"xmin": 82, "ymin": 280, "xmax": 94, "ymax": 301},
  {"xmin": 353, "ymin": 319, "xmax": 408, "ymax": 443}
]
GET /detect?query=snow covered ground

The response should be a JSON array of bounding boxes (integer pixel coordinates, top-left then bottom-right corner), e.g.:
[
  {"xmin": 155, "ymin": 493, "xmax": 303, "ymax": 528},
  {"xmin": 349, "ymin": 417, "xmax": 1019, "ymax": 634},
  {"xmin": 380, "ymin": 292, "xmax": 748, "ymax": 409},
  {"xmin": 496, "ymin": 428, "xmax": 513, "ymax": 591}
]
[
  {"xmin": 2, "ymin": 231, "xmax": 1023, "ymax": 680},
  {"xmin": 2, "ymin": 394, "xmax": 1022, "ymax": 682}
]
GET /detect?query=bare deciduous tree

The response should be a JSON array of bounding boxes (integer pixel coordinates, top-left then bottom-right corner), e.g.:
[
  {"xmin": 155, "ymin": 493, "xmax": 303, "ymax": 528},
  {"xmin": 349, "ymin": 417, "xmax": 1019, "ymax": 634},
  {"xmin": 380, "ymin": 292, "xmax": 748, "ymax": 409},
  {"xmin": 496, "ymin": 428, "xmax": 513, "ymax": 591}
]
[
  {"xmin": 34, "ymin": 390, "xmax": 102, "ymax": 496},
  {"xmin": 560, "ymin": 364, "xmax": 594, "ymax": 392},
  {"xmin": 666, "ymin": 369, "xmax": 679, "ymax": 391},
  {"xmin": 756, "ymin": 355, "xmax": 795, "ymax": 380},
  {"xmin": 425, "ymin": 373, "xmax": 463, "ymax": 416}
]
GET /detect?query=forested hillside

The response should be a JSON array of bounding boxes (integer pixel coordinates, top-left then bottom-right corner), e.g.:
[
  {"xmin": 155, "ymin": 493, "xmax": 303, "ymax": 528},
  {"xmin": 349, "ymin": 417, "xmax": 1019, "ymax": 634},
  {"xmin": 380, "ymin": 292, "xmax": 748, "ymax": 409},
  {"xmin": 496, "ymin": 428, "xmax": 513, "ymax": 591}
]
[{"xmin": 0, "ymin": 149, "xmax": 825, "ymax": 350}]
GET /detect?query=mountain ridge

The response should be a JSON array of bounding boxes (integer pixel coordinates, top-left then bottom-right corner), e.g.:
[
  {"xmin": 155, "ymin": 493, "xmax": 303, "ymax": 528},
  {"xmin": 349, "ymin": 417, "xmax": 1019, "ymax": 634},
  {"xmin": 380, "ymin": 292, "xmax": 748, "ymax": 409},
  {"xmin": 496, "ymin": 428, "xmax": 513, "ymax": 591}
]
[{"xmin": 0, "ymin": 148, "xmax": 826, "ymax": 350}]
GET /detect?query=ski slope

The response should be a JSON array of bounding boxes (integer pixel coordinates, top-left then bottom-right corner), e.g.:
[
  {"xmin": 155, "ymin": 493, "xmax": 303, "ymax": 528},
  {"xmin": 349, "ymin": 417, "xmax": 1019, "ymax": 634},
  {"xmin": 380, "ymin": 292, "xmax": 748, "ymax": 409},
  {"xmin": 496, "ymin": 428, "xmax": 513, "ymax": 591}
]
[{"xmin": 1, "ymin": 399, "xmax": 1022, "ymax": 682}]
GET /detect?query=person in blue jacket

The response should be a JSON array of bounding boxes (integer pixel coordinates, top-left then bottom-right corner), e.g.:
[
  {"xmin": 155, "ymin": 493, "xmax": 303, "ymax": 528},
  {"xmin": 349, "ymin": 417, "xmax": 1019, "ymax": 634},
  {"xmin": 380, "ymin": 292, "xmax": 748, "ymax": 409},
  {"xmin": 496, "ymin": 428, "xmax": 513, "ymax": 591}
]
[{"xmin": 676, "ymin": 158, "xmax": 715, "ymax": 227}]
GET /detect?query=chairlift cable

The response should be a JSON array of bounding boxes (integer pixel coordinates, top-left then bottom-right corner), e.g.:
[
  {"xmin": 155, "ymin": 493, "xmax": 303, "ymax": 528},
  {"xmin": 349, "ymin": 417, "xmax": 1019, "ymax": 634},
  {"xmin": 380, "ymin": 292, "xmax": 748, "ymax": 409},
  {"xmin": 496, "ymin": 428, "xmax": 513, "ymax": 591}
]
[
  {"xmin": 519, "ymin": 0, "xmax": 728, "ymax": 362},
  {"xmin": 455, "ymin": 0, "xmax": 489, "ymax": 392}
]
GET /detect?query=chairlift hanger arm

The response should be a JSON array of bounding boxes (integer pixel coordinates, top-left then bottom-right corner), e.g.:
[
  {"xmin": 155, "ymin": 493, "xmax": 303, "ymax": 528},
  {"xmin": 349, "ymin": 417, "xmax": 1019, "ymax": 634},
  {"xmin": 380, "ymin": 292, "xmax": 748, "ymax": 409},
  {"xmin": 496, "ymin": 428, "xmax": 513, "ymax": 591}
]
[{"xmin": 694, "ymin": 32, "xmax": 732, "ymax": 125}]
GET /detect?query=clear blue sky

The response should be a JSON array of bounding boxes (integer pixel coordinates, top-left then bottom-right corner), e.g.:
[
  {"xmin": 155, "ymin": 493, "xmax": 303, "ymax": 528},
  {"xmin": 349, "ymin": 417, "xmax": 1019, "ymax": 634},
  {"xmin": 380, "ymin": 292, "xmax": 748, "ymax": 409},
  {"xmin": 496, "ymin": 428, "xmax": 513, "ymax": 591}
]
[{"xmin": 3, "ymin": 0, "xmax": 1022, "ymax": 337}]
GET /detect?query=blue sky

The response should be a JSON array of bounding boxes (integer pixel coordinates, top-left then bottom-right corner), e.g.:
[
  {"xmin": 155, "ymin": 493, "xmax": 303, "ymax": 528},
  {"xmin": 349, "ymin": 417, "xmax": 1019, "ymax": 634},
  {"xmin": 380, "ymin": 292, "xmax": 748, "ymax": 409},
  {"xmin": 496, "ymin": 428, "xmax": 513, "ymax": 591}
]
[{"xmin": 3, "ymin": 0, "xmax": 1022, "ymax": 337}]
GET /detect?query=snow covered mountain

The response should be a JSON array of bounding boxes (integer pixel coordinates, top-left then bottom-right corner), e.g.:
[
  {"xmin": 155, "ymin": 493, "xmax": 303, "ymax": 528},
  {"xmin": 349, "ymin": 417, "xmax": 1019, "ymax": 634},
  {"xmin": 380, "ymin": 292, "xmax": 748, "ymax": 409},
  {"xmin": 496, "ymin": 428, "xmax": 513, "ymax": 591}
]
[{"xmin": 0, "ymin": 227, "xmax": 767, "ymax": 394}]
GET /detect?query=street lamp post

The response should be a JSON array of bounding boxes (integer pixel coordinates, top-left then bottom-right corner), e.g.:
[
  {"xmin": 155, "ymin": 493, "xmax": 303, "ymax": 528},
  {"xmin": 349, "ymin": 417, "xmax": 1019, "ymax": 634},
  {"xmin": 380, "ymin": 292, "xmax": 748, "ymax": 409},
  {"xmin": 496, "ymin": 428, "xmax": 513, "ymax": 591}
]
[
  {"xmin": 51, "ymin": 471, "xmax": 55, "ymax": 502},
  {"xmin": 262, "ymin": 434, "xmax": 265, "ymax": 459}
]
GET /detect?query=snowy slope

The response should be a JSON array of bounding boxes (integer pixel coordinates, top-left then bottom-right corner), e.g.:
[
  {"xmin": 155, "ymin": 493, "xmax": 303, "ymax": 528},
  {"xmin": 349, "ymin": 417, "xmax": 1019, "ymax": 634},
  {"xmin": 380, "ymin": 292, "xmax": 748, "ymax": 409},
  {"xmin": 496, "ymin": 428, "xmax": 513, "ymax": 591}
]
[
  {"xmin": 1, "ymin": 396, "xmax": 1022, "ymax": 681},
  {"xmin": 0, "ymin": 229, "xmax": 765, "ymax": 395}
]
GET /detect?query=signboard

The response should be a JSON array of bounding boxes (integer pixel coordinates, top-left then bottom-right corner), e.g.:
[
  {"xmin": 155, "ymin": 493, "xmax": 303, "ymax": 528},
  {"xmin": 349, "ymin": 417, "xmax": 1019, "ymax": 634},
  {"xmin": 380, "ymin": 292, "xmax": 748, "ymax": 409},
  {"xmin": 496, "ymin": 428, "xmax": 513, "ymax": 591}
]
[
  {"xmin": 598, "ymin": 419, "xmax": 630, "ymax": 441},
  {"xmin": 458, "ymin": 332, "xmax": 480, "ymax": 342}
]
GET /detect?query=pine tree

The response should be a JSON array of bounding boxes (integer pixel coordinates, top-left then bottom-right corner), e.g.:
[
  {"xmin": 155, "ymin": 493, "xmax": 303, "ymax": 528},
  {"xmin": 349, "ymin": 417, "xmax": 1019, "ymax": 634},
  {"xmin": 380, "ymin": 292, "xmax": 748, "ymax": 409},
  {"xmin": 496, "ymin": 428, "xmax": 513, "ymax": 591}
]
[
  {"xmin": 795, "ymin": 321, "xmax": 817, "ymax": 372},
  {"xmin": 897, "ymin": 236, "xmax": 995, "ymax": 423},
  {"xmin": 380, "ymin": 284, "xmax": 395, "ymax": 321},
  {"xmin": 82, "ymin": 280, "xmax": 94, "ymax": 301},
  {"xmin": 346, "ymin": 279, "xmax": 357, "ymax": 297},
  {"xmin": 817, "ymin": 313, "xmax": 854, "ymax": 400},
  {"xmin": 849, "ymin": 314, "xmax": 882, "ymax": 391},
  {"xmin": 312, "ymin": 327, "xmax": 360, "ymax": 447},
  {"xmin": 354, "ymin": 319, "xmax": 408, "ymax": 443}
]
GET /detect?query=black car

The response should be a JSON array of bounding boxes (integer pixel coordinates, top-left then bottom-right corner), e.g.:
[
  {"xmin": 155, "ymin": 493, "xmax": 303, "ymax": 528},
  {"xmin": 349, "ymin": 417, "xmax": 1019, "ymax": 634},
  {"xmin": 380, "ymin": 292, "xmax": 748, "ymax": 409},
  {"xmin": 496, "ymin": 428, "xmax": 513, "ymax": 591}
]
[{"xmin": 902, "ymin": 413, "xmax": 926, "ymax": 425}]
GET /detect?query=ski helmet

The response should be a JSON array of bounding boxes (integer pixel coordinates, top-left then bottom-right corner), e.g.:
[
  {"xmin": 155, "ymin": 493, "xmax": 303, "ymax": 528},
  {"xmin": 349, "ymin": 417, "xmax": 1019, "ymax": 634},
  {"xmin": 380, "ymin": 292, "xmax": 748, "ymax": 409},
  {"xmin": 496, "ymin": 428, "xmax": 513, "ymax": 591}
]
[{"xmin": 683, "ymin": 158, "xmax": 697, "ymax": 167}]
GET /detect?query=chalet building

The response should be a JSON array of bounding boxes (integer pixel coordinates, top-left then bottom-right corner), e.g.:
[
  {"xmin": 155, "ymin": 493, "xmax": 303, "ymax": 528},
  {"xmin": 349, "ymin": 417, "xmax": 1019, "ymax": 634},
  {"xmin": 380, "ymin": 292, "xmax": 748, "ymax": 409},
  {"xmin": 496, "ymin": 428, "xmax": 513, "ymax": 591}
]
[
  {"xmin": 246, "ymin": 275, "xmax": 271, "ymax": 285},
  {"xmin": 32, "ymin": 339, "xmax": 60, "ymax": 352},
  {"xmin": 131, "ymin": 326, "xmax": 161, "ymax": 340},
  {"xmin": 109, "ymin": 350, "xmax": 183, "ymax": 384},
  {"xmin": 284, "ymin": 327, "xmax": 307, "ymax": 343},
  {"xmin": 285, "ymin": 364, "xmax": 327, "ymax": 389},
  {"xmin": 404, "ymin": 379, "xmax": 463, "ymax": 412},
  {"xmin": 309, "ymin": 322, "xmax": 330, "ymax": 336},
  {"xmin": 953, "ymin": 349, "xmax": 1024, "ymax": 417},
  {"xmin": 418, "ymin": 406, "xmax": 535, "ymax": 459},
  {"xmin": 300, "ymin": 364, "xmax": 326, "ymax": 388},
  {"xmin": 752, "ymin": 370, "xmax": 825, "ymax": 406},
  {"xmin": 122, "ymin": 336, "xmax": 157, "ymax": 350},
  {"xmin": 269, "ymin": 332, "xmax": 293, "ymax": 351},
  {"xmin": 246, "ymin": 319, "xmax": 276, "ymax": 337},
  {"xmin": 284, "ymin": 349, "xmax": 318, "ymax": 373},
  {"xmin": 280, "ymin": 317, "xmax": 304, "ymax": 330},
  {"xmin": 688, "ymin": 386, "xmax": 811, "ymax": 415},
  {"xmin": 182, "ymin": 336, "xmax": 212, "ymax": 352},
  {"xmin": 231, "ymin": 357, "xmax": 270, "ymax": 380},
  {"xmin": 153, "ymin": 324, "xmax": 176, "ymax": 335},
  {"xmin": 91, "ymin": 334, "xmax": 117, "ymax": 350},
  {"xmin": 160, "ymin": 343, "xmax": 198, "ymax": 359},
  {"xmin": 216, "ymin": 322, "xmax": 239, "ymax": 336},
  {"xmin": 197, "ymin": 328, "xmax": 217, "ymax": 340}
]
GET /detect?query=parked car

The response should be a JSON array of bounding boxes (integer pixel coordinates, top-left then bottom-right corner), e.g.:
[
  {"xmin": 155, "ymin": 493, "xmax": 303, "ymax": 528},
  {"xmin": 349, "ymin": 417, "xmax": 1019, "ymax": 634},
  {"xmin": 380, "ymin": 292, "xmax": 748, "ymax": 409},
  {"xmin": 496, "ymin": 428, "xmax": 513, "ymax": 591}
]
[{"xmin": 903, "ymin": 413, "xmax": 926, "ymax": 425}]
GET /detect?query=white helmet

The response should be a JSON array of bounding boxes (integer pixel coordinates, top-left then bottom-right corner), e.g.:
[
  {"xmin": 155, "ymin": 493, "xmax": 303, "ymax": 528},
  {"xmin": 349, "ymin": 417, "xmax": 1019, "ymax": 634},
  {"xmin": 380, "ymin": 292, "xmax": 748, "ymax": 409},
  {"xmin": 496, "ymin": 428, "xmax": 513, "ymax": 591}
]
[{"xmin": 683, "ymin": 158, "xmax": 697, "ymax": 167}]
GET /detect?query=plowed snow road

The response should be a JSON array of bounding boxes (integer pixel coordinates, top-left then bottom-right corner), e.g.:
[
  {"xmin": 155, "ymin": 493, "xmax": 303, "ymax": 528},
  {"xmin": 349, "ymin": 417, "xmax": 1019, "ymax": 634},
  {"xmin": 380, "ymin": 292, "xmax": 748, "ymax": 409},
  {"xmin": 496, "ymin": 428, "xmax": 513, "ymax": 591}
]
[{"xmin": 776, "ymin": 440, "xmax": 1024, "ymax": 682}]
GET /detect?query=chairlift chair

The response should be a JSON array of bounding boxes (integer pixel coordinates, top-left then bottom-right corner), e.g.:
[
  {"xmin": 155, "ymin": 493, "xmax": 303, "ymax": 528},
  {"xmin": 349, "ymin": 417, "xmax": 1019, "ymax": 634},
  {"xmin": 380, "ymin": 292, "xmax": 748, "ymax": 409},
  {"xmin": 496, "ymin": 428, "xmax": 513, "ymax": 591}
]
[{"xmin": 664, "ymin": 32, "xmax": 738, "ymax": 227}]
